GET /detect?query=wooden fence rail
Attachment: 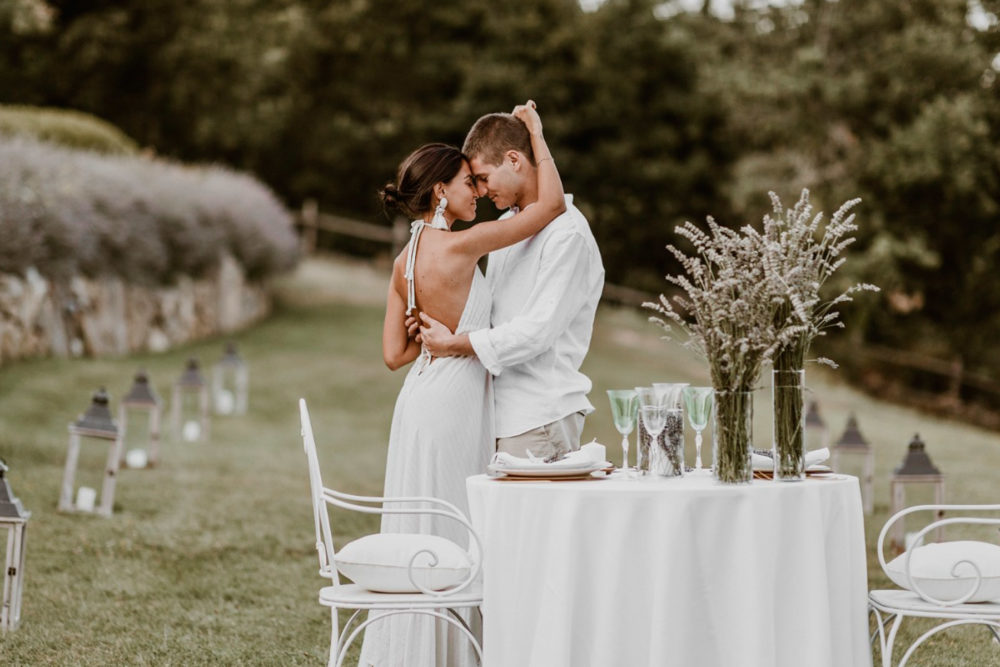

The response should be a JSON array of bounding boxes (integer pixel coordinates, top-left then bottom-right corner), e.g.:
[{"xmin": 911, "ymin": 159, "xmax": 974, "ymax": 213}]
[
  {"xmin": 826, "ymin": 341, "xmax": 1000, "ymax": 400},
  {"xmin": 298, "ymin": 199, "xmax": 410, "ymax": 257}
]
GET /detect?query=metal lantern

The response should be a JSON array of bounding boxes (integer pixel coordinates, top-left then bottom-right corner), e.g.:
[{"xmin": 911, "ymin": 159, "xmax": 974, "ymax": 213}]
[
  {"xmin": 172, "ymin": 358, "xmax": 210, "ymax": 442},
  {"xmin": 832, "ymin": 413, "xmax": 875, "ymax": 515},
  {"xmin": 212, "ymin": 342, "xmax": 248, "ymax": 416},
  {"xmin": 118, "ymin": 370, "xmax": 162, "ymax": 469},
  {"xmin": 59, "ymin": 388, "xmax": 124, "ymax": 517},
  {"xmin": 890, "ymin": 433, "xmax": 945, "ymax": 552},
  {"xmin": 0, "ymin": 460, "xmax": 30, "ymax": 631},
  {"xmin": 804, "ymin": 400, "xmax": 829, "ymax": 451}
]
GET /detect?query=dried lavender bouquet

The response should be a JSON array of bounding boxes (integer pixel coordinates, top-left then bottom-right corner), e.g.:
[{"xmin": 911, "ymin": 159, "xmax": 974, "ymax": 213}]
[
  {"xmin": 645, "ymin": 217, "xmax": 782, "ymax": 483},
  {"xmin": 753, "ymin": 189, "xmax": 880, "ymax": 478}
]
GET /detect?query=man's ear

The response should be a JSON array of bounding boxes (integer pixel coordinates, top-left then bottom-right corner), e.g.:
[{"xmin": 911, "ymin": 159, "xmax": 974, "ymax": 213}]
[{"xmin": 505, "ymin": 149, "xmax": 522, "ymax": 171}]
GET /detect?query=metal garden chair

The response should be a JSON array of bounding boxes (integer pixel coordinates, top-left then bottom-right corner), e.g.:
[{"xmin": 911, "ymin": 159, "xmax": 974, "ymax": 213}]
[
  {"xmin": 869, "ymin": 504, "xmax": 1000, "ymax": 666},
  {"xmin": 298, "ymin": 398, "xmax": 483, "ymax": 666}
]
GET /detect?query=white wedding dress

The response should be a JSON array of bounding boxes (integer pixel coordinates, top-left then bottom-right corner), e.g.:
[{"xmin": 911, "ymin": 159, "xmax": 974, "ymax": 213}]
[{"xmin": 359, "ymin": 221, "xmax": 493, "ymax": 667}]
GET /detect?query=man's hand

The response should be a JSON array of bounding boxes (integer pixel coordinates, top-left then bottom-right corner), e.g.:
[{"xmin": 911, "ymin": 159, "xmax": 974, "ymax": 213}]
[{"xmin": 419, "ymin": 312, "xmax": 460, "ymax": 358}]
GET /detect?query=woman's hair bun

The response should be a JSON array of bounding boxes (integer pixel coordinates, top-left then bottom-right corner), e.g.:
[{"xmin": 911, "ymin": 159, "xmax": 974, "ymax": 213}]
[
  {"xmin": 381, "ymin": 143, "xmax": 464, "ymax": 220},
  {"xmin": 379, "ymin": 182, "xmax": 400, "ymax": 210}
]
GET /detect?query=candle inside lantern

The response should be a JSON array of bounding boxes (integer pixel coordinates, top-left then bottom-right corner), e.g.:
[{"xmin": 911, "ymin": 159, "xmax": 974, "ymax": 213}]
[
  {"xmin": 76, "ymin": 486, "xmax": 97, "ymax": 512},
  {"xmin": 182, "ymin": 420, "xmax": 201, "ymax": 442},
  {"xmin": 125, "ymin": 448, "xmax": 148, "ymax": 469},
  {"xmin": 216, "ymin": 389, "xmax": 235, "ymax": 415}
]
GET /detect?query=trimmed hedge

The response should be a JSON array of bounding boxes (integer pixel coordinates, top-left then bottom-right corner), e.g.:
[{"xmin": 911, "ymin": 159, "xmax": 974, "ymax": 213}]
[
  {"xmin": 0, "ymin": 136, "xmax": 299, "ymax": 284},
  {"xmin": 0, "ymin": 105, "xmax": 140, "ymax": 155}
]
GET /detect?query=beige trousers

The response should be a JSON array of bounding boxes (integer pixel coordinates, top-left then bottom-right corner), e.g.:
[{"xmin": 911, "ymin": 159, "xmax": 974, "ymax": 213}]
[{"xmin": 496, "ymin": 411, "xmax": 586, "ymax": 459}]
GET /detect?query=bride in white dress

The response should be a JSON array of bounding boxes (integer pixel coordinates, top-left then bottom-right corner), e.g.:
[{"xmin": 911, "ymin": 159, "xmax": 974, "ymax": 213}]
[{"xmin": 359, "ymin": 102, "xmax": 564, "ymax": 667}]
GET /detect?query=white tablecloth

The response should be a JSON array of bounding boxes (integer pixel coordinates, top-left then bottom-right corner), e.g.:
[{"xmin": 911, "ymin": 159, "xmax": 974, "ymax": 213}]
[{"xmin": 466, "ymin": 473, "xmax": 871, "ymax": 667}]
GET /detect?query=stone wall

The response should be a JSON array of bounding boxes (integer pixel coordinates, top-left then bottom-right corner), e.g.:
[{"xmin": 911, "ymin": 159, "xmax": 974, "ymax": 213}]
[{"xmin": 0, "ymin": 254, "xmax": 270, "ymax": 365}]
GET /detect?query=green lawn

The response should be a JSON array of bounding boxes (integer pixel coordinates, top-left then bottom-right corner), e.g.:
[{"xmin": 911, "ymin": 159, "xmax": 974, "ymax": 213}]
[{"xmin": 1, "ymin": 255, "xmax": 998, "ymax": 665}]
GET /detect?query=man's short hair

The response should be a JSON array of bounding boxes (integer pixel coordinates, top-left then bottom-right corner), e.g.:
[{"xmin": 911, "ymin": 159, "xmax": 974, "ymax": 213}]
[{"xmin": 462, "ymin": 112, "xmax": 535, "ymax": 167}]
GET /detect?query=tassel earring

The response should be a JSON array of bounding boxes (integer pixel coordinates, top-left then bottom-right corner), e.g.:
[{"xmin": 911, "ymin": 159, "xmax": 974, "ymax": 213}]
[{"xmin": 431, "ymin": 196, "xmax": 449, "ymax": 230}]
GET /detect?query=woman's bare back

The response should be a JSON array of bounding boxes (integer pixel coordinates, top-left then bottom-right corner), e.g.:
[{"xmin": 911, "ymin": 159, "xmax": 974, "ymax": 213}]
[{"xmin": 392, "ymin": 228, "xmax": 477, "ymax": 334}]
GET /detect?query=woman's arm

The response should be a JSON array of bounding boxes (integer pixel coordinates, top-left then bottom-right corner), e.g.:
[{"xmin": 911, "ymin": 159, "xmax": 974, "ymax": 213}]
[
  {"xmin": 450, "ymin": 101, "xmax": 566, "ymax": 260},
  {"xmin": 382, "ymin": 274, "xmax": 421, "ymax": 370}
]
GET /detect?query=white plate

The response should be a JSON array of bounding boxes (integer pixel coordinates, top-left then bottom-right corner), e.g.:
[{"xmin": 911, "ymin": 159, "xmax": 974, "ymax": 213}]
[{"xmin": 488, "ymin": 461, "xmax": 610, "ymax": 478}]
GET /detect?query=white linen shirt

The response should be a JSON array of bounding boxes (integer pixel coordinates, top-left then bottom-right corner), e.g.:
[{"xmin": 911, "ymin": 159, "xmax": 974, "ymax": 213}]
[{"xmin": 469, "ymin": 195, "xmax": 605, "ymax": 438}]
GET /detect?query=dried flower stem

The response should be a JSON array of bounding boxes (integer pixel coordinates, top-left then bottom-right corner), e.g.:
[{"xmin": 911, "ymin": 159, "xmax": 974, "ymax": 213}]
[{"xmin": 713, "ymin": 390, "xmax": 753, "ymax": 484}]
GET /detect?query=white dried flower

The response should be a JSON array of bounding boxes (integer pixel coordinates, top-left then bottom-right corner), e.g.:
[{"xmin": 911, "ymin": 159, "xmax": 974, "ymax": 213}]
[
  {"xmin": 646, "ymin": 188, "xmax": 879, "ymax": 389},
  {"xmin": 760, "ymin": 189, "xmax": 879, "ymax": 370}
]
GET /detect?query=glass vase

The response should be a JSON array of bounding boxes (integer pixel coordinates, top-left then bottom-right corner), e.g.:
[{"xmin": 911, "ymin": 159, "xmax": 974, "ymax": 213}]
[
  {"xmin": 650, "ymin": 408, "xmax": 684, "ymax": 477},
  {"xmin": 772, "ymin": 369, "xmax": 806, "ymax": 481},
  {"xmin": 712, "ymin": 390, "xmax": 753, "ymax": 484}
]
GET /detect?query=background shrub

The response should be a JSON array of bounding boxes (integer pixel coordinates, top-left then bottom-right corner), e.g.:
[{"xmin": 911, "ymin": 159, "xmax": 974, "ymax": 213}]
[
  {"xmin": 0, "ymin": 104, "xmax": 140, "ymax": 155},
  {"xmin": 0, "ymin": 136, "xmax": 299, "ymax": 284}
]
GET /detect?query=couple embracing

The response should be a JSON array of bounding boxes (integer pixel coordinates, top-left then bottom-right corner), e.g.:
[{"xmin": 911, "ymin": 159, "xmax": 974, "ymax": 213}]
[{"xmin": 365, "ymin": 101, "xmax": 604, "ymax": 666}]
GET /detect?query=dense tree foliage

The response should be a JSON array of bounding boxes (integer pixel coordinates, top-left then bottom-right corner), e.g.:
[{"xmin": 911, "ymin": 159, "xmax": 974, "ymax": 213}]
[{"xmin": 2, "ymin": 0, "xmax": 1000, "ymax": 388}]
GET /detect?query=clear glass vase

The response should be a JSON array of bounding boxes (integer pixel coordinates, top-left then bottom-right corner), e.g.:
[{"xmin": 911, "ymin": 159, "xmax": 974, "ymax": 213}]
[
  {"xmin": 712, "ymin": 390, "xmax": 753, "ymax": 484},
  {"xmin": 651, "ymin": 408, "xmax": 684, "ymax": 477},
  {"xmin": 650, "ymin": 383, "xmax": 688, "ymax": 477},
  {"xmin": 772, "ymin": 369, "xmax": 806, "ymax": 481}
]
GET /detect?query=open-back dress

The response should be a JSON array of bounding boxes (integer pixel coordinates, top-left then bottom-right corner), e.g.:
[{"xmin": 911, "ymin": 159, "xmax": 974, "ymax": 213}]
[{"xmin": 359, "ymin": 219, "xmax": 493, "ymax": 667}]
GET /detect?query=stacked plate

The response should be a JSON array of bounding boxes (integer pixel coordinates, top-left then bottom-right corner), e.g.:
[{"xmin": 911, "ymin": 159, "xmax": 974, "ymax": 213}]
[{"xmin": 487, "ymin": 458, "xmax": 612, "ymax": 480}]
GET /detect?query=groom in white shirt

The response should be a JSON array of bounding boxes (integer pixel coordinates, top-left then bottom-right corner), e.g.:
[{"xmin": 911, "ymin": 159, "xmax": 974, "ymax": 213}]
[{"xmin": 415, "ymin": 111, "xmax": 605, "ymax": 458}]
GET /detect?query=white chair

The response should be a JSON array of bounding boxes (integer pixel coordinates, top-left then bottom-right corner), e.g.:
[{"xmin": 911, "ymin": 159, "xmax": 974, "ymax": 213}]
[
  {"xmin": 298, "ymin": 398, "xmax": 483, "ymax": 667},
  {"xmin": 869, "ymin": 504, "xmax": 1000, "ymax": 666}
]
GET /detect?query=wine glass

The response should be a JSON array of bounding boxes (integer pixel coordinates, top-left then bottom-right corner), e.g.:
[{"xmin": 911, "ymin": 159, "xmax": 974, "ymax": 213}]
[
  {"xmin": 682, "ymin": 386, "xmax": 714, "ymax": 473},
  {"xmin": 634, "ymin": 387, "xmax": 659, "ymax": 474},
  {"xmin": 639, "ymin": 404, "xmax": 667, "ymax": 456},
  {"xmin": 607, "ymin": 390, "xmax": 639, "ymax": 472}
]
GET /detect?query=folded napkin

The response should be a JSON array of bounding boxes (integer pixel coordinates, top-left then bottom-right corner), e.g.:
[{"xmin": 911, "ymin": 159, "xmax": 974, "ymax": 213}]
[
  {"xmin": 491, "ymin": 445, "xmax": 608, "ymax": 470},
  {"xmin": 751, "ymin": 447, "xmax": 830, "ymax": 471}
]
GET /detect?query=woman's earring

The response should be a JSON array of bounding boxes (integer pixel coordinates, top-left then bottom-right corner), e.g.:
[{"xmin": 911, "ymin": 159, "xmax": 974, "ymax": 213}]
[{"xmin": 431, "ymin": 196, "xmax": 448, "ymax": 229}]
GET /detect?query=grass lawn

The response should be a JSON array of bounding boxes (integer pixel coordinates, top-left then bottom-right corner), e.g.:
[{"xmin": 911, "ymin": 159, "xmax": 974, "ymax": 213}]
[{"xmin": 1, "ymin": 255, "xmax": 998, "ymax": 665}]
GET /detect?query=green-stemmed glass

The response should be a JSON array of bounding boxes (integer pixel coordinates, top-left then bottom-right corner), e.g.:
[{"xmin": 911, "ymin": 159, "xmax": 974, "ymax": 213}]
[
  {"xmin": 607, "ymin": 389, "xmax": 639, "ymax": 472},
  {"xmin": 682, "ymin": 386, "xmax": 714, "ymax": 473}
]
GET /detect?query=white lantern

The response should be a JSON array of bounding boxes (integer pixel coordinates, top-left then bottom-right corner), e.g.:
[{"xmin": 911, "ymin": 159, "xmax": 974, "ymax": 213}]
[
  {"xmin": 0, "ymin": 460, "xmax": 30, "ymax": 631},
  {"xmin": 59, "ymin": 388, "xmax": 124, "ymax": 517},
  {"xmin": 172, "ymin": 358, "xmax": 210, "ymax": 442},
  {"xmin": 889, "ymin": 434, "xmax": 945, "ymax": 553},
  {"xmin": 831, "ymin": 413, "xmax": 875, "ymax": 515},
  {"xmin": 804, "ymin": 400, "xmax": 829, "ymax": 451},
  {"xmin": 212, "ymin": 342, "xmax": 248, "ymax": 416},
  {"xmin": 119, "ymin": 370, "xmax": 162, "ymax": 468}
]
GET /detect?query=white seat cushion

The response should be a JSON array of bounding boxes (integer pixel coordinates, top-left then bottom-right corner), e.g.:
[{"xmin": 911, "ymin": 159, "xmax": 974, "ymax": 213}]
[
  {"xmin": 886, "ymin": 540, "xmax": 1000, "ymax": 603},
  {"xmin": 319, "ymin": 581, "xmax": 483, "ymax": 608},
  {"xmin": 334, "ymin": 533, "xmax": 472, "ymax": 593}
]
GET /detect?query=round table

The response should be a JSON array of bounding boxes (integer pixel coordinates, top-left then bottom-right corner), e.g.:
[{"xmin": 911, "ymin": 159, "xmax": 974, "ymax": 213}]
[{"xmin": 466, "ymin": 472, "xmax": 872, "ymax": 667}]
